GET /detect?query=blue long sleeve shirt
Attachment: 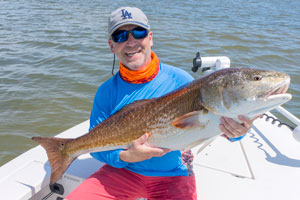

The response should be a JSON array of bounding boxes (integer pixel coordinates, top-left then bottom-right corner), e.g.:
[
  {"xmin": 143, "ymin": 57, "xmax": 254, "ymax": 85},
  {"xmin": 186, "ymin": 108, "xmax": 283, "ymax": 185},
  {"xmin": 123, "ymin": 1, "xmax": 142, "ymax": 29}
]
[{"xmin": 89, "ymin": 63, "xmax": 194, "ymax": 177}]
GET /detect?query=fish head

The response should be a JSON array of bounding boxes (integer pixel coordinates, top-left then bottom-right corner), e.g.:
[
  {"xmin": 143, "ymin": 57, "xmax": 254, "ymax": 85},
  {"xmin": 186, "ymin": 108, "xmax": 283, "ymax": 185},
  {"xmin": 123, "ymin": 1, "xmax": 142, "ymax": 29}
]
[{"xmin": 200, "ymin": 68, "xmax": 291, "ymax": 118}]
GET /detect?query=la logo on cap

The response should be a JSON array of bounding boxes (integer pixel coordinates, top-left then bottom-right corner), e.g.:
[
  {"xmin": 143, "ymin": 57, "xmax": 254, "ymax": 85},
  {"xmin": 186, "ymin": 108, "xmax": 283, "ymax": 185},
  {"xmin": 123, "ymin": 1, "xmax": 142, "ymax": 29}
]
[{"xmin": 121, "ymin": 9, "xmax": 132, "ymax": 19}]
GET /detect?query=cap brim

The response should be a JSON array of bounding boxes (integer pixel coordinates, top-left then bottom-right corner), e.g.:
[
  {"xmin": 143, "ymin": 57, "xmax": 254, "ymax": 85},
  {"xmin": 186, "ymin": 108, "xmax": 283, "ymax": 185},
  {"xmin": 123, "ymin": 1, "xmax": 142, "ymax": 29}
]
[{"xmin": 109, "ymin": 21, "xmax": 150, "ymax": 36}]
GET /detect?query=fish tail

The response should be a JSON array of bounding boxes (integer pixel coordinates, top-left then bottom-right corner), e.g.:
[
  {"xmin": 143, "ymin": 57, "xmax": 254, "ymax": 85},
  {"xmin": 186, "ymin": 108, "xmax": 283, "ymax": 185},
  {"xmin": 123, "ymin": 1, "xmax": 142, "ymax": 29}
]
[{"xmin": 32, "ymin": 136, "xmax": 74, "ymax": 184}]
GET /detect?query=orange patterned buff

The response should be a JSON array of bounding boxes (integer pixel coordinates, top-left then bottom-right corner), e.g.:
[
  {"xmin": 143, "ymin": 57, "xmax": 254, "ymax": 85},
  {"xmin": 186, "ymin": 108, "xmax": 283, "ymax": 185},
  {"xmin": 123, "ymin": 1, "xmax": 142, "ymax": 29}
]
[{"xmin": 119, "ymin": 51, "xmax": 160, "ymax": 84}]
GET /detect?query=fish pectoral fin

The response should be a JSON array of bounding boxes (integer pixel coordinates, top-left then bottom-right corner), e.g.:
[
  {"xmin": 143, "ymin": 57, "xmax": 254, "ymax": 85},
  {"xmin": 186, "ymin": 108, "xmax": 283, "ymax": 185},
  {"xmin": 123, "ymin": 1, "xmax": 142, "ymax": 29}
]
[{"xmin": 171, "ymin": 111, "xmax": 202, "ymax": 129}]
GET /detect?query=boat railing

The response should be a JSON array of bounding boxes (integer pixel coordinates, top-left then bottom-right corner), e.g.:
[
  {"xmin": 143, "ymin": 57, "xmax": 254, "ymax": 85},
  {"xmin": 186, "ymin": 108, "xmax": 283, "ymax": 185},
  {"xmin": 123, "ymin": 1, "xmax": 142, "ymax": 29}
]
[{"xmin": 275, "ymin": 105, "xmax": 300, "ymax": 126}]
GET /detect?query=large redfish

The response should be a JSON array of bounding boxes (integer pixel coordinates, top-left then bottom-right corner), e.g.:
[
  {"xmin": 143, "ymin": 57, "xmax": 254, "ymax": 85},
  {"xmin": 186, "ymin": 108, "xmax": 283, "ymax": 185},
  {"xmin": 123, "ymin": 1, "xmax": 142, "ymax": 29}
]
[{"xmin": 32, "ymin": 68, "xmax": 291, "ymax": 184}]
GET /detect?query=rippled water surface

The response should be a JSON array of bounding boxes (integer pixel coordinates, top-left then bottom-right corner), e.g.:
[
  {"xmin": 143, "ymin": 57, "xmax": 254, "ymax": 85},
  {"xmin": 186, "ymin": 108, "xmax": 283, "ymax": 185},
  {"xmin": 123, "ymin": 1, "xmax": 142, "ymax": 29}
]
[{"xmin": 1, "ymin": 0, "xmax": 299, "ymax": 166}]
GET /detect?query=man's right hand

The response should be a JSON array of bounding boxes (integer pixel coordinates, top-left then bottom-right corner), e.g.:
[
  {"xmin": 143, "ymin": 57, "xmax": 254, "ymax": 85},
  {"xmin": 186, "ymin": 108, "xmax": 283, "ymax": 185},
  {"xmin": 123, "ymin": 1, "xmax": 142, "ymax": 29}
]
[{"xmin": 119, "ymin": 133, "xmax": 171, "ymax": 163}]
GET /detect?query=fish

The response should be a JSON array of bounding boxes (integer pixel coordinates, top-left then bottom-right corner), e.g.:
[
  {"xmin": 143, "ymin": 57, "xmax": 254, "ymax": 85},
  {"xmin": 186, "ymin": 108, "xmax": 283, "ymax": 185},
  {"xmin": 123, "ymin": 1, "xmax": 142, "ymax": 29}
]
[{"xmin": 32, "ymin": 67, "xmax": 292, "ymax": 184}]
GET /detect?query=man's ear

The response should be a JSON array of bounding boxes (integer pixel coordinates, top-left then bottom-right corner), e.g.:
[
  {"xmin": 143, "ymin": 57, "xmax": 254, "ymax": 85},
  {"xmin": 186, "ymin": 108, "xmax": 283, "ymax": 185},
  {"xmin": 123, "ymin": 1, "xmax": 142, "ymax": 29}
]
[
  {"xmin": 108, "ymin": 40, "xmax": 115, "ymax": 53},
  {"xmin": 148, "ymin": 31, "xmax": 153, "ymax": 48}
]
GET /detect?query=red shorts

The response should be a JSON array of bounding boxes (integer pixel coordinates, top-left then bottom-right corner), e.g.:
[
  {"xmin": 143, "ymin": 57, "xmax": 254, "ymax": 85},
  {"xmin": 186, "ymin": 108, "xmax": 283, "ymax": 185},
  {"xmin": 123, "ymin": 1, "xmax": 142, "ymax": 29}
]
[{"xmin": 66, "ymin": 164, "xmax": 197, "ymax": 200}]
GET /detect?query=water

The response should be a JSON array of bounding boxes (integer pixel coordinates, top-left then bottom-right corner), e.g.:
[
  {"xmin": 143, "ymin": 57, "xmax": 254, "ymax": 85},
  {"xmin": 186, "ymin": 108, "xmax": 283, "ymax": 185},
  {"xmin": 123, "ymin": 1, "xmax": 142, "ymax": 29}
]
[{"xmin": 0, "ymin": 0, "xmax": 299, "ymax": 166}]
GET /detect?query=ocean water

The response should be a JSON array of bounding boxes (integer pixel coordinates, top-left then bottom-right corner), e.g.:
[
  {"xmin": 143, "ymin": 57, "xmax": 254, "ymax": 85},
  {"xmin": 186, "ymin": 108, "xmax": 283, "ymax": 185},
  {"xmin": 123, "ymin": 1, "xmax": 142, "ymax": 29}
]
[{"xmin": 0, "ymin": 0, "xmax": 299, "ymax": 166}]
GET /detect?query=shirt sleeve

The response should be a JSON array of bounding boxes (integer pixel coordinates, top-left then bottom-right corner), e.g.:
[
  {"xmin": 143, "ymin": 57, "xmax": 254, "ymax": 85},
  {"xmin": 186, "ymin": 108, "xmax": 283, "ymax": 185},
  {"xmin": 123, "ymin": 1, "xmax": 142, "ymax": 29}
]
[
  {"xmin": 89, "ymin": 84, "xmax": 129, "ymax": 168},
  {"xmin": 227, "ymin": 134, "xmax": 246, "ymax": 142}
]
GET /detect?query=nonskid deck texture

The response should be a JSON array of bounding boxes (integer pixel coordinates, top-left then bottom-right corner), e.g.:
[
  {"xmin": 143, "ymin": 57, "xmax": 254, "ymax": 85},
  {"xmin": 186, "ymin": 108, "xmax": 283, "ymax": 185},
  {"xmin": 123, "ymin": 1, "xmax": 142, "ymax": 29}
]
[{"xmin": 1, "ymin": 112, "xmax": 300, "ymax": 200}]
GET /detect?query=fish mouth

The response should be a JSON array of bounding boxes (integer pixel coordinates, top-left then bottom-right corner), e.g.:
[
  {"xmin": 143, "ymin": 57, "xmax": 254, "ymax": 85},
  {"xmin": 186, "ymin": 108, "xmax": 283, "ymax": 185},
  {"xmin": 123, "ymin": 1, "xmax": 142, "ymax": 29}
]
[
  {"xmin": 247, "ymin": 81, "xmax": 291, "ymax": 117},
  {"xmin": 259, "ymin": 81, "xmax": 290, "ymax": 100}
]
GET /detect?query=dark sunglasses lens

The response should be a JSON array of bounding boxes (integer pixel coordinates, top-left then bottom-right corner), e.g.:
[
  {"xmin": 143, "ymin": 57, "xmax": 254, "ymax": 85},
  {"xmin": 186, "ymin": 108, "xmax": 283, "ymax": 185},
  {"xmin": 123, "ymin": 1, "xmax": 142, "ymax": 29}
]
[
  {"xmin": 112, "ymin": 30, "xmax": 128, "ymax": 43},
  {"xmin": 112, "ymin": 28, "xmax": 148, "ymax": 43},
  {"xmin": 132, "ymin": 28, "xmax": 148, "ymax": 39}
]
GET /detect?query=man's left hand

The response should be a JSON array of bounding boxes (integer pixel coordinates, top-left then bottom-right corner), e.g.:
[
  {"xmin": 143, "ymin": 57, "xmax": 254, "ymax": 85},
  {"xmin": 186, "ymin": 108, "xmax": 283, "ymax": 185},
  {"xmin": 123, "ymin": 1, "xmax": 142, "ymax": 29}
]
[{"xmin": 220, "ymin": 115, "xmax": 257, "ymax": 139}]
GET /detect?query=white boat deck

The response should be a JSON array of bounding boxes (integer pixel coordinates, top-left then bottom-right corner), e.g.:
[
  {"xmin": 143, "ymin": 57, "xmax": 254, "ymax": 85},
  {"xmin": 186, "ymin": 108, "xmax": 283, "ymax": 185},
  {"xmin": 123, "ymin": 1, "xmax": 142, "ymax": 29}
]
[
  {"xmin": 1, "ymin": 112, "xmax": 300, "ymax": 200},
  {"xmin": 193, "ymin": 114, "xmax": 300, "ymax": 200}
]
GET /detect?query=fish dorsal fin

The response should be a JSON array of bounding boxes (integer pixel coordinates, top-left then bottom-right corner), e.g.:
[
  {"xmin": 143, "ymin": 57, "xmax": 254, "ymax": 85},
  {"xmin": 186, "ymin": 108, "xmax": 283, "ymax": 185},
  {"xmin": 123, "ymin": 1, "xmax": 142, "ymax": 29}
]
[{"xmin": 171, "ymin": 111, "xmax": 202, "ymax": 129}]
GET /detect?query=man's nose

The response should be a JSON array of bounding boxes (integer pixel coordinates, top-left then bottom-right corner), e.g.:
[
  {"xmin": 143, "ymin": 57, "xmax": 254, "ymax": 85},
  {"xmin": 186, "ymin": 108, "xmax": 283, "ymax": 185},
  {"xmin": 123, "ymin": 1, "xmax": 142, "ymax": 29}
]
[{"xmin": 126, "ymin": 33, "xmax": 137, "ymax": 46}]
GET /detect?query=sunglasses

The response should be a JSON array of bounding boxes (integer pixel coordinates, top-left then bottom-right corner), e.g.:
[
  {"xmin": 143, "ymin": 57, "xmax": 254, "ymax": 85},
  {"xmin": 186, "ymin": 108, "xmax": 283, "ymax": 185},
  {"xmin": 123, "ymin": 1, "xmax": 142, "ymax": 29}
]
[{"xmin": 111, "ymin": 27, "xmax": 149, "ymax": 43}]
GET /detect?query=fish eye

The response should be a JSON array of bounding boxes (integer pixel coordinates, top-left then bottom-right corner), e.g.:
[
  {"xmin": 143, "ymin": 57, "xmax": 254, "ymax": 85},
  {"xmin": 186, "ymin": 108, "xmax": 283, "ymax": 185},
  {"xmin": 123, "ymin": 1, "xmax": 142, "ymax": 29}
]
[{"xmin": 253, "ymin": 75, "xmax": 262, "ymax": 81}]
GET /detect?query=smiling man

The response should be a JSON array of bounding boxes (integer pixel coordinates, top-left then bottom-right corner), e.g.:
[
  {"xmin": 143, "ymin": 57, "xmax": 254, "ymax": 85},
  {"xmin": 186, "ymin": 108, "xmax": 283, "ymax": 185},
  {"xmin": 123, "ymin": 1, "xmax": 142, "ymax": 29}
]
[{"xmin": 66, "ymin": 7, "xmax": 253, "ymax": 200}]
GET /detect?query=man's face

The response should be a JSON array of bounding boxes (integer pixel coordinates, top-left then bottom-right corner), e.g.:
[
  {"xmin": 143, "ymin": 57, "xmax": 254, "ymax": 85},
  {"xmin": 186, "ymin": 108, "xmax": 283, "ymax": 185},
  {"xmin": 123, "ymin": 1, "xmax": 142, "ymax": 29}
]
[{"xmin": 108, "ymin": 24, "xmax": 153, "ymax": 71}]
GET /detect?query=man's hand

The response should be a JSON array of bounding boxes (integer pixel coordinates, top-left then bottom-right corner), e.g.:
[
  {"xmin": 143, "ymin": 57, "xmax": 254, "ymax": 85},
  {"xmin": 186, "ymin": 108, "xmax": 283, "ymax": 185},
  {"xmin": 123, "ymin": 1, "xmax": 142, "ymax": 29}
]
[
  {"xmin": 220, "ymin": 115, "xmax": 260, "ymax": 138},
  {"xmin": 119, "ymin": 133, "xmax": 171, "ymax": 163}
]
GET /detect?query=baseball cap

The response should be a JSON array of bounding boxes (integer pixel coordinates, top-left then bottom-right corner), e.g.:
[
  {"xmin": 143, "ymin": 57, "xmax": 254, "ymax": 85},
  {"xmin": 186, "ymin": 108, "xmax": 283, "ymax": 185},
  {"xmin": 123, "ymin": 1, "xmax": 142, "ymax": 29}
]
[{"xmin": 108, "ymin": 7, "xmax": 150, "ymax": 36}]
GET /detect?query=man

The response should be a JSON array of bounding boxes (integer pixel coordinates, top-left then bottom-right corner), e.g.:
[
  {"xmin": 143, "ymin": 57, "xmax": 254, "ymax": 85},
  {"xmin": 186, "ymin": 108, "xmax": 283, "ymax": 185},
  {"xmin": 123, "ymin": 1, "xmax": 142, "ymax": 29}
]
[{"xmin": 66, "ymin": 7, "xmax": 253, "ymax": 200}]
